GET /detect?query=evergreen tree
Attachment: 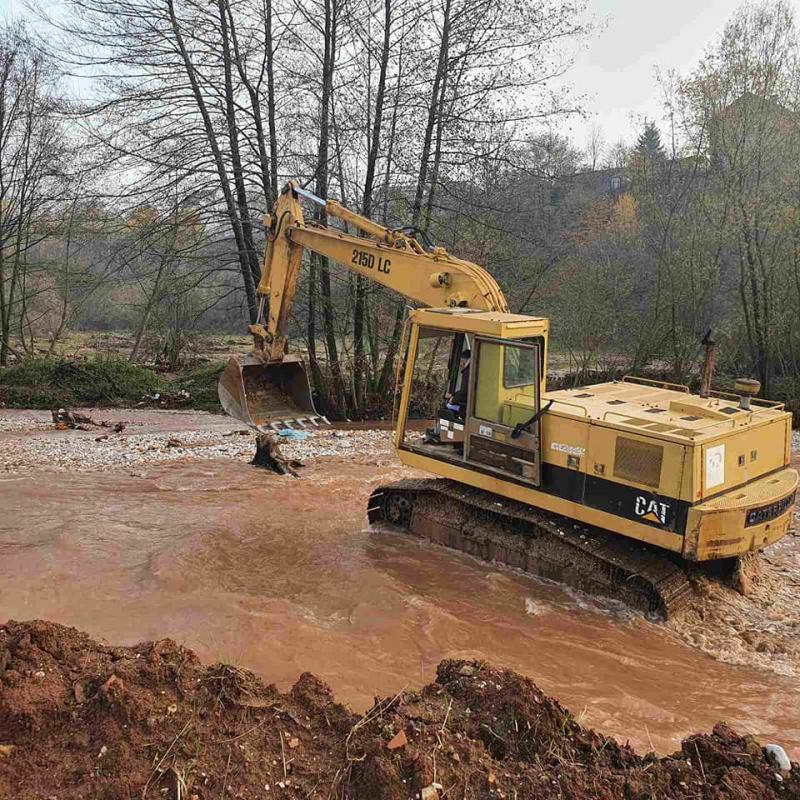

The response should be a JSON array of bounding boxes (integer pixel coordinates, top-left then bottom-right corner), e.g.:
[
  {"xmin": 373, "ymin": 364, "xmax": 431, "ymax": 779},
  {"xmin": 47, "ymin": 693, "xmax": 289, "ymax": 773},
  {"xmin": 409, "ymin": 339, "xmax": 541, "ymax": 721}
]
[{"xmin": 635, "ymin": 120, "xmax": 665, "ymax": 160}]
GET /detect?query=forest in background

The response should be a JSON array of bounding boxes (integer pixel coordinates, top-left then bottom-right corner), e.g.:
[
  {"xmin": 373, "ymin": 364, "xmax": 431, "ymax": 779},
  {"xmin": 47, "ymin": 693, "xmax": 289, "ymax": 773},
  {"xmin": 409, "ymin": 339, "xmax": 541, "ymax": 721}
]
[{"xmin": 1, "ymin": 0, "xmax": 800, "ymax": 418}]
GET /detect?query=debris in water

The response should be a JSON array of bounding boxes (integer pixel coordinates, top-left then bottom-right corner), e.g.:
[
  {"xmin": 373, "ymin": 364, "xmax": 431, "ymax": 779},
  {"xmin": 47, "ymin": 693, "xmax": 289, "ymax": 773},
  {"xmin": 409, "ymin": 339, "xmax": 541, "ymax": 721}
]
[{"xmin": 525, "ymin": 597, "xmax": 541, "ymax": 615}]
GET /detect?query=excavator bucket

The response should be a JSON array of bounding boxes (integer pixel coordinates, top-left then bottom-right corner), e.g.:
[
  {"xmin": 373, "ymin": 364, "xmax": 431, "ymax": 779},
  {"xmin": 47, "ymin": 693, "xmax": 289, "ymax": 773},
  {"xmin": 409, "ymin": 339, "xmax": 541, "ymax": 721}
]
[{"xmin": 217, "ymin": 353, "xmax": 323, "ymax": 429}]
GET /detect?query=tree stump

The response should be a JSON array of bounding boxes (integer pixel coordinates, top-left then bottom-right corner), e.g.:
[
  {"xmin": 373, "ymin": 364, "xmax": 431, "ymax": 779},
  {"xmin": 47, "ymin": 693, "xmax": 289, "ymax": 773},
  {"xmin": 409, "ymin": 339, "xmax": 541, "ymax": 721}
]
[{"xmin": 251, "ymin": 434, "xmax": 302, "ymax": 477}]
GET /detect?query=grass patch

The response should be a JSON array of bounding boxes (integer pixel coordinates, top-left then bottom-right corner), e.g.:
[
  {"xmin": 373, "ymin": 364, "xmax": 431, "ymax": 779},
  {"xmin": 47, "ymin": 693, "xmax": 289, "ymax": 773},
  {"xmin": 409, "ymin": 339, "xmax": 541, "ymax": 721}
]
[
  {"xmin": 0, "ymin": 357, "xmax": 165, "ymax": 409},
  {"xmin": 173, "ymin": 362, "xmax": 226, "ymax": 411}
]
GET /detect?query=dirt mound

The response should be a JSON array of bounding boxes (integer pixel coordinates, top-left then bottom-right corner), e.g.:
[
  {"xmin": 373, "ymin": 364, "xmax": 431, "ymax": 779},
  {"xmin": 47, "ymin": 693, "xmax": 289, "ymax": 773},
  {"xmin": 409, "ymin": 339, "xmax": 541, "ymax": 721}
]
[{"xmin": 0, "ymin": 620, "xmax": 796, "ymax": 799}]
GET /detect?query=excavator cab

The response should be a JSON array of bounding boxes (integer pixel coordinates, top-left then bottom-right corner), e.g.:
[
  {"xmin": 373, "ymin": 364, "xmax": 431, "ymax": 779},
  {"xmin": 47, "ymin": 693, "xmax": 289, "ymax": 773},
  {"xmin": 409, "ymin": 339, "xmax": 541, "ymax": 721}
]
[
  {"xmin": 217, "ymin": 352, "xmax": 322, "ymax": 429},
  {"xmin": 398, "ymin": 311, "xmax": 546, "ymax": 486}
]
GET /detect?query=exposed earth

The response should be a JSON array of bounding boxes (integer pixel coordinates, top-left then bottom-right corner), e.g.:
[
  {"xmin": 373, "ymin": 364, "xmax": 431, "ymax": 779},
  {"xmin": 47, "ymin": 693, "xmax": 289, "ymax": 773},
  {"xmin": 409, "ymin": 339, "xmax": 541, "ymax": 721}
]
[{"xmin": 0, "ymin": 620, "xmax": 797, "ymax": 800}]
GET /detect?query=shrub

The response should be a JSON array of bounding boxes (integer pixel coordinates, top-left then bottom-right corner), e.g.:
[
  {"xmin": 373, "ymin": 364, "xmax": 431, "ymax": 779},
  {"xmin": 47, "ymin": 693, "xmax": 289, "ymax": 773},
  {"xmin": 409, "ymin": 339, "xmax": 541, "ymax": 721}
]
[{"xmin": 0, "ymin": 357, "xmax": 164, "ymax": 408}]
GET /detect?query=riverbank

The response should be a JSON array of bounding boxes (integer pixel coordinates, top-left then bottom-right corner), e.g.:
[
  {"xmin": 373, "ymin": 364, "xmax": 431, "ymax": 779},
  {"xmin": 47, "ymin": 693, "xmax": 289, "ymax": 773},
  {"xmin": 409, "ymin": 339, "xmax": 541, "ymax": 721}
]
[{"xmin": 0, "ymin": 619, "xmax": 796, "ymax": 800}]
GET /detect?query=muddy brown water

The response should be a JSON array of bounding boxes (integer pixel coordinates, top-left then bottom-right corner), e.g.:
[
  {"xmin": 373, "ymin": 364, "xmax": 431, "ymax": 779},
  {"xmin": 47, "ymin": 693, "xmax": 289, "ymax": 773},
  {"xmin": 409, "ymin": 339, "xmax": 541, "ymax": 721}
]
[{"xmin": 1, "ymin": 446, "xmax": 798, "ymax": 758}]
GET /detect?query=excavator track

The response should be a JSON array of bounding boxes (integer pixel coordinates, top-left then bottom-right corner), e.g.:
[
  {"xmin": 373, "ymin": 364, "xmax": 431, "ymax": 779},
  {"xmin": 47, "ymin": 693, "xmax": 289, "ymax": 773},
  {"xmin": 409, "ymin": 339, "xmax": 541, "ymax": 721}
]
[{"xmin": 368, "ymin": 478, "xmax": 697, "ymax": 619}]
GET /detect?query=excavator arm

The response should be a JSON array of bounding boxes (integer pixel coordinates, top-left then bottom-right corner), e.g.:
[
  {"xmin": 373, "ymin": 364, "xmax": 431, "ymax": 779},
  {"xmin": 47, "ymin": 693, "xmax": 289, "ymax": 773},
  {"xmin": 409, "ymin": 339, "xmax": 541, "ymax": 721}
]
[
  {"xmin": 219, "ymin": 181, "xmax": 508, "ymax": 428},
  {"xmin": 257, "ymin": 183, "xmax": 507, "ymax": 360}
]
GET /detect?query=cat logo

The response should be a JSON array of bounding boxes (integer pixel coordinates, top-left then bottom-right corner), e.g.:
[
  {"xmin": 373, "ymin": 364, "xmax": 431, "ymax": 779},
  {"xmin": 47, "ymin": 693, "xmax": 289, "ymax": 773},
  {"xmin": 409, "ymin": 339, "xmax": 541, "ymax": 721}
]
[{"xmin": 634, "ymin": 495, "xmax": 669, "ymax": 526}]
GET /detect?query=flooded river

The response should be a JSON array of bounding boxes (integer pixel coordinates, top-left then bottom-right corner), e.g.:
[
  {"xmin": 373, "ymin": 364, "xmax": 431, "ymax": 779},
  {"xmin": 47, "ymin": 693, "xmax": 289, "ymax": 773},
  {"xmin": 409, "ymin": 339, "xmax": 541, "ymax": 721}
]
[{"xmin": 1, "ymin": 451, "xmax": 798, "ymax": 757}]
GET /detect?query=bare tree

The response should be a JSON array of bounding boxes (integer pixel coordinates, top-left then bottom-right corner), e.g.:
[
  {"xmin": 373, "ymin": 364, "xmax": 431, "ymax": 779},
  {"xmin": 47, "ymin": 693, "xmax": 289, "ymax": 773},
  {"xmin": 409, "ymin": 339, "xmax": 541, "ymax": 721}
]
[
  {"xmin": 0, "ymin": 23, "xmax": 68, "ymax": 364},
  {"xmin": 584, "ymin": 123, "xmax": 605, "ymax": 170}
]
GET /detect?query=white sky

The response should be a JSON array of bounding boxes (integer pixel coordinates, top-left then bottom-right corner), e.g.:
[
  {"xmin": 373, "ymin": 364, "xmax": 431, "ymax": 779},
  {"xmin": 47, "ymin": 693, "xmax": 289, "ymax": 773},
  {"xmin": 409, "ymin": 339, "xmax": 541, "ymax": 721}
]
[
  {"xmin": 3, "ymin": 0, "xmax": 800, "ymax": 152},
  {"xmin": 564, "ymin": 0, "xmax": 800, "ymax": 149}
]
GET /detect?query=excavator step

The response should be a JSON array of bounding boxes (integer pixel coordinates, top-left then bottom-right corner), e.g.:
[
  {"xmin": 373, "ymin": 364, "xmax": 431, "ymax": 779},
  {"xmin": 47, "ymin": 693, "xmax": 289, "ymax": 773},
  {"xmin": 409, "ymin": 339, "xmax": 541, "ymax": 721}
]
[{"xmin": 368, "ymin": 478, "xmax": 698, "ymax": 619}]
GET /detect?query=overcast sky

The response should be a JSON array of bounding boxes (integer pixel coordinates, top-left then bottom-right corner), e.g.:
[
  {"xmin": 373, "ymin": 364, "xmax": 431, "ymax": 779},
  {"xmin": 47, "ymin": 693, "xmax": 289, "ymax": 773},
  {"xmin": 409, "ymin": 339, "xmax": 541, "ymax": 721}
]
[
  {"xmin": 2, "ymin": 0, "xmax": 799, "ymax": 151},
  {"xmin": 565, "ymin": 0, "xmax": 800, "ymax": 148}
]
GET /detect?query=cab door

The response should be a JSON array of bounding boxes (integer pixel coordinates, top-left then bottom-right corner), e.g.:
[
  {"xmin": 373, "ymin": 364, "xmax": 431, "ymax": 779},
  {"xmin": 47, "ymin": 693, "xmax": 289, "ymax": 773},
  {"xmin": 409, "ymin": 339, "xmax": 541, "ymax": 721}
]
[{"xmin": 464, "ymin": 337, "xmax": 542, "ymax": 485}]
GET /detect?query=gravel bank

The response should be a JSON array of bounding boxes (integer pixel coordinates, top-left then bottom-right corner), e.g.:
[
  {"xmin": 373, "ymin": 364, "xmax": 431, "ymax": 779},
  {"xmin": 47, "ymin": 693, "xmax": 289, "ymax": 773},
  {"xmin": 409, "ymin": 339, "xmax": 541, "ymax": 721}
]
[{"xmin": 0, "ymin": 411, "xmax": 392, "ymax": 474}]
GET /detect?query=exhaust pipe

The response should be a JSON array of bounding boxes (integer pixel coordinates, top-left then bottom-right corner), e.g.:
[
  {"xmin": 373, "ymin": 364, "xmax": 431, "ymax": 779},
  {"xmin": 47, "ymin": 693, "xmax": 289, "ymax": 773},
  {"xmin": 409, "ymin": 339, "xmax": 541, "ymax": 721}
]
[{"xmin": 734, "ymin": 378, "xmax": 761, "ymax": 411}]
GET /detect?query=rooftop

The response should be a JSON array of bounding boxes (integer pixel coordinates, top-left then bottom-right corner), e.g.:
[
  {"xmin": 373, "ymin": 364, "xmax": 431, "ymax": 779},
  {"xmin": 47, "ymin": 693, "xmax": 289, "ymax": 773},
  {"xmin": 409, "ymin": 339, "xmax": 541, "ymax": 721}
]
[{"xmin": 543, "ymin": 378, "xmax": 787, "ymax": 443}]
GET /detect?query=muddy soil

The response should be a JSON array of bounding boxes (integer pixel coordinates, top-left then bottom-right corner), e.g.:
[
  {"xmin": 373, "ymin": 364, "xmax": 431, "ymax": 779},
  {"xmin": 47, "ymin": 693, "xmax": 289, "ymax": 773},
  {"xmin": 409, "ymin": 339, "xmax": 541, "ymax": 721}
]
[
  {"xmin": 0, "ymin": 620, "xmax": 796, "ymax": 800},
  {"xmin": 1, "ymin": 409, "xmax": 799, "ymax": 762}
]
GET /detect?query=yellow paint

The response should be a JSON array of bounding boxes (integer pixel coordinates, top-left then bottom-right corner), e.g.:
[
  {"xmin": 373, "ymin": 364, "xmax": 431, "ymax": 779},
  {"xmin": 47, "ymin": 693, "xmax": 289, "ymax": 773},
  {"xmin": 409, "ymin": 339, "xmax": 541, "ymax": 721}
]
[{"xmin": 396, "ymin": 447, "xmax": 686, "ymax": 554}]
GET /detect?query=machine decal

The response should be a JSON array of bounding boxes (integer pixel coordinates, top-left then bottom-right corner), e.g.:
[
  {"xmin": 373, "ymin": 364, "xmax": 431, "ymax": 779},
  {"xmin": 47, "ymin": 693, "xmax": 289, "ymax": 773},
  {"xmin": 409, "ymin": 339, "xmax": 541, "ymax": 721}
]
[
  {"xmin": 540, "ymin": 464, "xmax": 690, "ymax": 534},
  {"xmin": 745, "ymin": 491, "xmax": 796, "ymax": 527},
  {"xmin": 351, "ymin": 248, "xmax": 391, "ymax": 274},
  {"xmin": 634, "ymin": 495, "xmax": 670, "ymax": 526},
  {"xmin": 478, "ymin": 424, "xmax": 493, "ymax": 437},
  {"xmin": 551, "ymin": 442, "xmax": 586, "ymax": 457},
  {"xmin": 706, "ymin": 444, "xmax": 725, "ymax": 489}
]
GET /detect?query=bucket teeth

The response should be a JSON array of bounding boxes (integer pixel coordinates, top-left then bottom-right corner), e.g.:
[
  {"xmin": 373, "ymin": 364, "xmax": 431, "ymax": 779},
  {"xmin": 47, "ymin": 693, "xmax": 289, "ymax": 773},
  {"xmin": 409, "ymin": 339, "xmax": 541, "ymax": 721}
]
[{"xmin": 256, "ymin": 415, "xmax": 328, "ymax": 432}]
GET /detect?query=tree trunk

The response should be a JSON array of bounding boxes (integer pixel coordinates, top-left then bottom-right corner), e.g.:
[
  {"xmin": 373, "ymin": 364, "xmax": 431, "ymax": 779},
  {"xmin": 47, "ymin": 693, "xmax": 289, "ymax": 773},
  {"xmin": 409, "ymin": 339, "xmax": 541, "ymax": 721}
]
[
  {"xmin": 218, "ymin": 0, "xmax": 262, "ymax": 290},
  {"xmin": 315, "ymin": 0, "xmax": 346, "ymax": 414},
  {"xmin": 167, "ymin": 0, "xmax": 259, "ymax": 322},
  {"xmin": 410, "ymin": 0, "xmax": 452, "ymax": 227},
  {"xmin": 224, "ymin": 0, "xmax": 277, "ymax": 209},
  {"xmin": 251, "ymin": 434, "xmax": 301, "ymax": 476},
  {"xmin": 354, "ymin": 0, "xmax": 392, "ymax": 411},
  {"xmin": 265, "ymin": 0, "xmax": 279, "ymax": 204}
]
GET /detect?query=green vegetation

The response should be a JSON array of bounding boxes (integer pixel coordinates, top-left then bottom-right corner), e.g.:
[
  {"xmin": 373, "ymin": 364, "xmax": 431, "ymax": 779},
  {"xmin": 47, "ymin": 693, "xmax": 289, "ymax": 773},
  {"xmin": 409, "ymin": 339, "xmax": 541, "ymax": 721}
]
[
  {"xmin": 0, "ymin": 357, "xmax": 163, "ymax": 408},
  {"xmin": 0, "ymin": 357, "xmax": 226, "ymax": 411},
  {"xmin": 172, "ymin": 362, "xmax": 226, "ymax": 411}
]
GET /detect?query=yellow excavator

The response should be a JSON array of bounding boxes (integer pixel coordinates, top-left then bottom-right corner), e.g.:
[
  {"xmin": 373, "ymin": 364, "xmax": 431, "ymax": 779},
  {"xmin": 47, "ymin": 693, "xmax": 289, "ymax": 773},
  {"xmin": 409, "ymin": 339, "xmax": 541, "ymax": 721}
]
[{"xmin": 219, "ymin": 181, "xmax": 798, "ymax": 617}]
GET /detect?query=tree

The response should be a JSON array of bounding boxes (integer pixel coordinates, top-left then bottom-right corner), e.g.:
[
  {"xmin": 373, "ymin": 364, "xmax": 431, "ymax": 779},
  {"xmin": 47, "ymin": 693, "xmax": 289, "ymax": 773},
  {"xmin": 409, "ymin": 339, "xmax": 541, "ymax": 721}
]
[
  {"xmin": 679, "ymin": 0, "xmax": 800, "ymax": 393},
  {"xmin": 0, "ymin": 23, "xmax": 68, "ymax": 364},
  {"xmin": 635, "ymin": 120, "xmax": 666, "ymax": 161},
  {"xmin": 584, "ymin": 123, "xmax": 605, "ymax": 170}
]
